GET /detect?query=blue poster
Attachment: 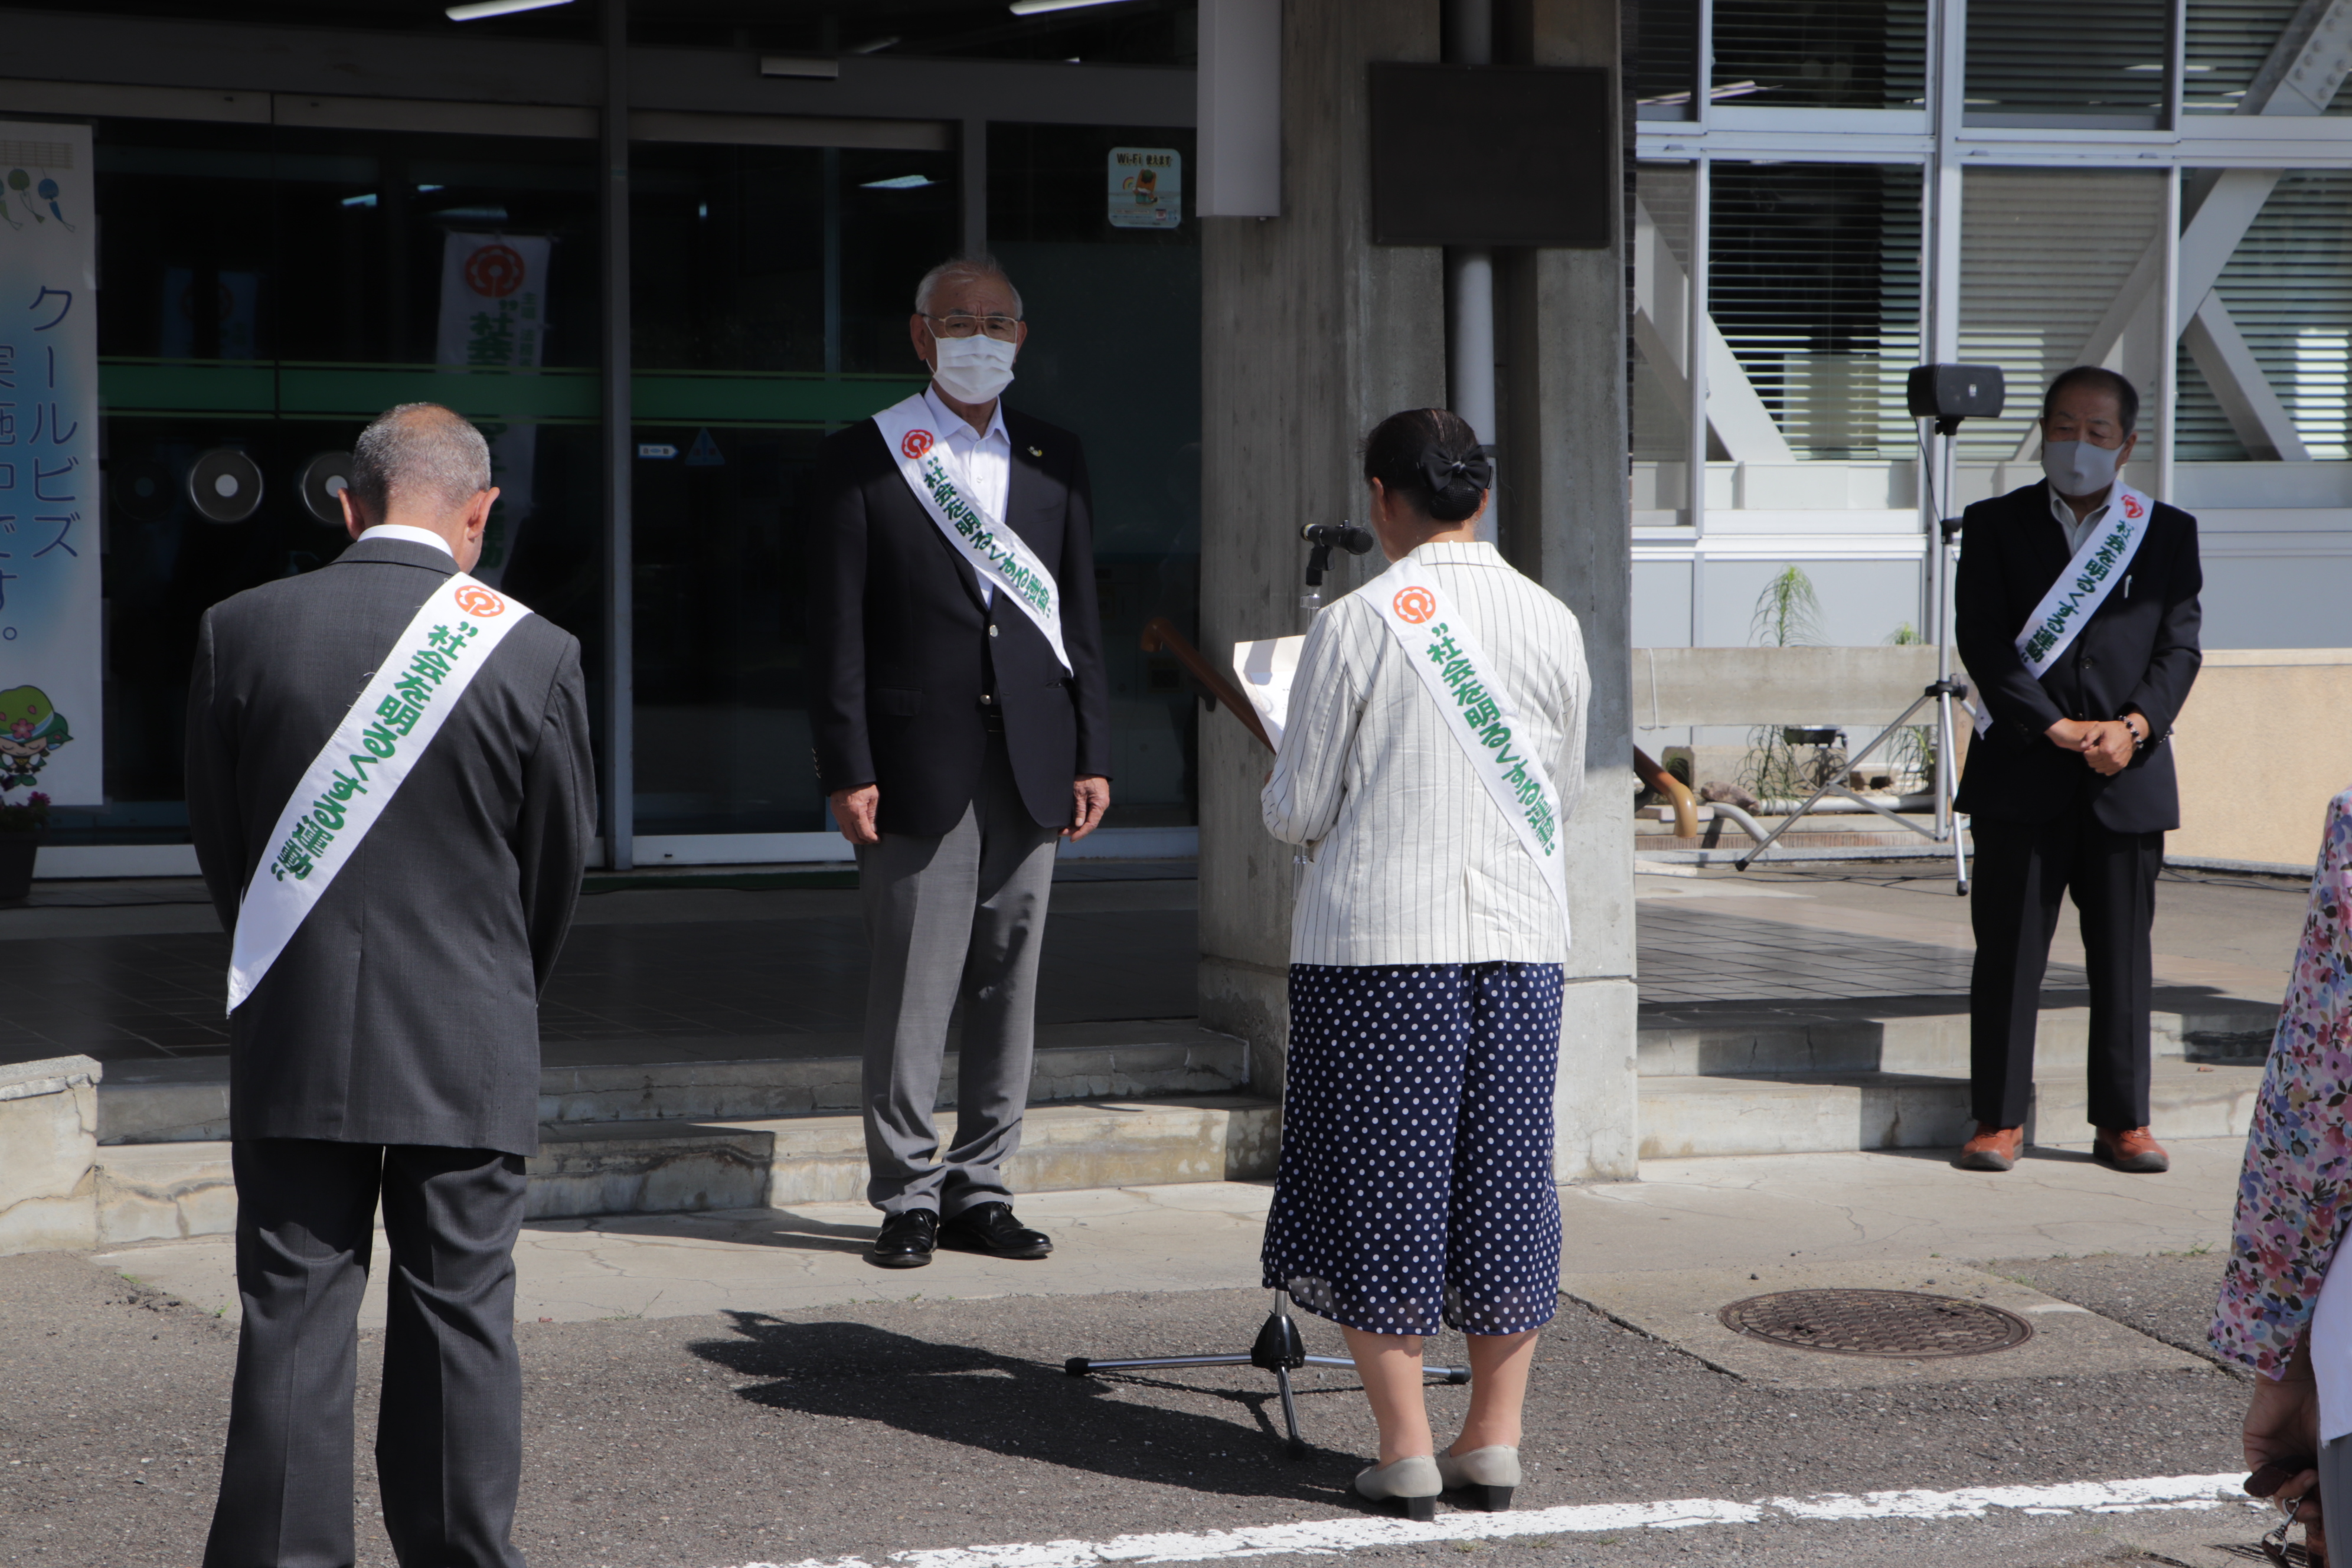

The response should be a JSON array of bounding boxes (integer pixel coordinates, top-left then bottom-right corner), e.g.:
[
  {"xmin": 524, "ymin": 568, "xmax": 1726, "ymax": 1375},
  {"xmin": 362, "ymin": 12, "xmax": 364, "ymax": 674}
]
[{"xmin": 0, "ymin": 123, "xmax": 99, "ymax": 806}]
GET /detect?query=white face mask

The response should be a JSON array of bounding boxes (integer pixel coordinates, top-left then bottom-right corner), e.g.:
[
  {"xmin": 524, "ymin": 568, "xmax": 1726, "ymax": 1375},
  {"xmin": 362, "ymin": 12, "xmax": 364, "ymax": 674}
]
[
  {"xmin": 928, "ymin": 328, "xmax": 1018, "ymax": 404},
  {"xmin": 2041, "ymin": 438, "xmax": 2122, "ymax": 497}
]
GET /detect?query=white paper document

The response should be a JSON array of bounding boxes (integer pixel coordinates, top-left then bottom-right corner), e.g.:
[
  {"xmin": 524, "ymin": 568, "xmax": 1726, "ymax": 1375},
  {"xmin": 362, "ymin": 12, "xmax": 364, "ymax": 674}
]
[{"xmin": 1232, "ymin": 635, "xmax": 1304, "ymax": 750}]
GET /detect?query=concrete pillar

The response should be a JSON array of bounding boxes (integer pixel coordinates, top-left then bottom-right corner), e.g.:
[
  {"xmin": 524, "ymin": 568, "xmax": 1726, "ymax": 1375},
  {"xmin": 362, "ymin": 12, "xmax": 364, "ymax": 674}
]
[
  {"xmin": 1198, "ymin": 0, "xmax": 1446, "ymax": 1096},
  {"xmin": 1498, "ymin": 0, "xmax": 1639, "ymax": 1180},
  {"xmin": 1198, "ymin": 0, "xmax": 1638, "ymax": 1188}
]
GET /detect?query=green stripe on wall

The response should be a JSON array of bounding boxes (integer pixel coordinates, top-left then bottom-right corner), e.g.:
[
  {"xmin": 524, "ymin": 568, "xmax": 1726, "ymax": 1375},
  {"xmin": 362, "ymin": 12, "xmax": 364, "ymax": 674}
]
[{"xmin": 99, "ymin": 360, "xmax": 927, "ymax": 428}]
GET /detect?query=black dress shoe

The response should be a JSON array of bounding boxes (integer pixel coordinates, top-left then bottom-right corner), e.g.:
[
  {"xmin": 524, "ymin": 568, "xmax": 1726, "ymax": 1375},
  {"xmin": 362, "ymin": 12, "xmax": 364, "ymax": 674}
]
[
  {"xmin": 868, "ymin": 1209, "xmax": 937, "ymax": 1269},
  {"xmin": 939, "ymin": 1201, "xmax": 1053, "ymax": 1260}
]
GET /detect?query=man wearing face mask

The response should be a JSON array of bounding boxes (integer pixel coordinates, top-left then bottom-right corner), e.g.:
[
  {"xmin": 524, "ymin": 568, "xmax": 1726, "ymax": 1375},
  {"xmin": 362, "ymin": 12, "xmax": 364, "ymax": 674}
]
[
  {"xmin": 806, "ymin": 254, "xmax": 1112, "ymax": 1268},
  {"xmin": 1952, "ymin": 365, "xmax": 2203, "ymax": 1176}
]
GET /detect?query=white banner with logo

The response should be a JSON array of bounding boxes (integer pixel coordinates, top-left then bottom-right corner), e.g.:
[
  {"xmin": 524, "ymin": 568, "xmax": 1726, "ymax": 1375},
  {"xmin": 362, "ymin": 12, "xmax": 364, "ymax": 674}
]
[
  {"xmin": 1367, "ymin": 556, "xmax": 1572, "ymax": 929},
  {"xmin": 870, "ymin": 393, "xmax": 1071, "ymax": 672},
  {"xmin": 435, "ymin": 233, "xmax": 550, "ymax": 588},
  {"xmin": 227, "ymin": 576, "xmax": 533, "ymax": 1011},
  {"xmin": 0, "ymin": 123, "xmax": 100, "ymax": 807},
  {"xmin": 1972, "ymin": 481, "xmax": 2155, "ymax": 736}
]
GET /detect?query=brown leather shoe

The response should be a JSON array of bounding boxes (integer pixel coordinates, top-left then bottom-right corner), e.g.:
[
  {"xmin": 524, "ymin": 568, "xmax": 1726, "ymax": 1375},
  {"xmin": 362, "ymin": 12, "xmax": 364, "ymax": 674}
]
[
  {"xmin": 2094, "ymin": 1125, "xmax": 2170, "ymax": 1174},
  {"xmin": 1956, "ymin": 1123, "xmax": 2024, "ymax": 1171}
]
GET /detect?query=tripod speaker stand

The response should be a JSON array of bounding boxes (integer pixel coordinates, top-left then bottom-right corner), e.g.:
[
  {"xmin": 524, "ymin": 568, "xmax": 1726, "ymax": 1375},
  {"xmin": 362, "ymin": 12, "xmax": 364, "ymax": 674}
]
[
  {"xmin": 1066, "ymin": 1289, "xmax": 1470, "ymax": 1459},
  {"xmin": 1734, "ymin": 365, "xmax": 2005, "ymax": 895}
]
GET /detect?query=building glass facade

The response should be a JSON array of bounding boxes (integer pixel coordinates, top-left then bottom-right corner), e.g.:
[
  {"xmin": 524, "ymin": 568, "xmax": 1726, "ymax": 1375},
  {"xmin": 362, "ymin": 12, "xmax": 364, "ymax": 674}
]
[
  {"xmin": 1632, "ymin": 0, "xmax": 2352, "ymax": 672},
  {"xmin": 9, "ymin": 1, "xmax": 1200, "ymax": 867}
]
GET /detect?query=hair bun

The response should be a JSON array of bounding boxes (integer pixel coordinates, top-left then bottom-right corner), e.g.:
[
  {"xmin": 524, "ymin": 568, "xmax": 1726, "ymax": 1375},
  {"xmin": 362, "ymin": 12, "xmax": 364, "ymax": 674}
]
[{"xmin": 1419, "ymin": 445, "xmax": 1494, "ymax": 496}]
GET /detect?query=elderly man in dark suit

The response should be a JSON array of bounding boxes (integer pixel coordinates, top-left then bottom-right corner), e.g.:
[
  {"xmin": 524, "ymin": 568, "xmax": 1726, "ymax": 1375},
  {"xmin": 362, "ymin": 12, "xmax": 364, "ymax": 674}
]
[
  {"xmin": 187, "ymin": 402, "xmax": 594, "ymax": 1566},
  {"xmin": 1954, "ymin": 365, "xmax": 2202, "ymax": 1175},
  {"xmin": 808, "ymin": 254, "xmax": 1112, "ymax": 1269}
]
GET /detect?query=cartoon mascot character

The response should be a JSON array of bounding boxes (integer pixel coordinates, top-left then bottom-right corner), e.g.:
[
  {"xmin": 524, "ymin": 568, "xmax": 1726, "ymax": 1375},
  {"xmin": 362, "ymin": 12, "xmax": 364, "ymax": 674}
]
[{"xmin": 0, "ymin": 685, "xmax": 70, "ymax": 792}]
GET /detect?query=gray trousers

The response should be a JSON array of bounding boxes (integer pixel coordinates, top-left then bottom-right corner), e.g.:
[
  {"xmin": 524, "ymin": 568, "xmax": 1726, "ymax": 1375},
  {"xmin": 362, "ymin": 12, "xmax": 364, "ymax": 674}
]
[
  {"xmin": 857, "ymin": 731, "xmax": 1060, "ymax": 1216},
  {"xmin": 204, "ymin": 1138, "xmax": 528, "ymax": 1568},
  {"xmin": 2322, "ymin": 1433, "xmax": 2352, "ymax": 1550}
]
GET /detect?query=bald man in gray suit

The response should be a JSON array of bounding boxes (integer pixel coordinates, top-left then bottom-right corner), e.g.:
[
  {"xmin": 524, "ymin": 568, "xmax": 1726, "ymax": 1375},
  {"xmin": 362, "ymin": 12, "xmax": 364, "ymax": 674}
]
[{"xmin": 188, "ymin": 403, "xmax": 594, "ymax": 1567}]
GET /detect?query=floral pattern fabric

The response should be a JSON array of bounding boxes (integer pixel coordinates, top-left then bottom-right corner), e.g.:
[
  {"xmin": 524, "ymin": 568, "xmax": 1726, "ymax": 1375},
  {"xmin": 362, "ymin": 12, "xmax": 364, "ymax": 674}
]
[{"xmin": 2213, "ymin": 787, "xmax": 2352, "ymax": 1375}]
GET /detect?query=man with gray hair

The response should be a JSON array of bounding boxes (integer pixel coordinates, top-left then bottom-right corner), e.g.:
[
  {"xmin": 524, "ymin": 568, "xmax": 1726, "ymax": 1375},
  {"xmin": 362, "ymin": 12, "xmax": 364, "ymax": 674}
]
[
  {"xmin": 187, "ymin": 401, "xmax": 594, "ymax": 1564},
  {"xmin": 809, "ymin": 254, "xmax": 1113, "ymax": 1268}
]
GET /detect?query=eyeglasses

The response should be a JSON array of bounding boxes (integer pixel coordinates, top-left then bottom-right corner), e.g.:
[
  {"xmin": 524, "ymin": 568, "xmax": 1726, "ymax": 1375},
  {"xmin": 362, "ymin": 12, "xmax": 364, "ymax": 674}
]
[{"xmin": 925, "ymin": 312, "xmax": 1021, "ymax": 342}]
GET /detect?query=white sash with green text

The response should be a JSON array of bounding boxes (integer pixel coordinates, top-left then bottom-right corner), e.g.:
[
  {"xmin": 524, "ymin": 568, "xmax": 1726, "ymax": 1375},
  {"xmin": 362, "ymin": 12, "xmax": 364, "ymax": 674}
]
[
  {"xmin": 1973, "ymin": 481, "xmax": 2155, "ymax": 736},
  {"xmin": 1367, "ymin": 556, "xmax": 1572, "ymax": 931},
  {"xmin": 871, "ymin": 393, "xmax": 1070, "ymax": 672},
  {"xmin": 226, "ymin": 573, "xmax": 533, "ymax": 1011}
]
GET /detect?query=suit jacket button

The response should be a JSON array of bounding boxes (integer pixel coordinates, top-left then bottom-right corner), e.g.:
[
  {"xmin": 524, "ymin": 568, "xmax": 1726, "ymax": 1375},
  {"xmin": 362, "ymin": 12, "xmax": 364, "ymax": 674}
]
[{"xmin": 988, "ymin": 624, "xmax": 999, "ymax": 638}]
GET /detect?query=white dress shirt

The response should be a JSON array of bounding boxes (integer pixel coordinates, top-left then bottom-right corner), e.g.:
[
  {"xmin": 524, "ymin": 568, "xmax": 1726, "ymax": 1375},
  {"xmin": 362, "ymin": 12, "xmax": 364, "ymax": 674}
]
[
  {"xmin": 357, "ymin": 522, "xmax": 455, "ymax": 558},
  {"xmin": 1262, "ymin": 540, "xmax": 1591, "ymax": 966},
  {"xmin": 923, "ymin": 383, "xmax": 1011, "ymax": 605},
  {"xmin": 2048, "ymin": 484, "xmax": 2111, "ymax": 557}
]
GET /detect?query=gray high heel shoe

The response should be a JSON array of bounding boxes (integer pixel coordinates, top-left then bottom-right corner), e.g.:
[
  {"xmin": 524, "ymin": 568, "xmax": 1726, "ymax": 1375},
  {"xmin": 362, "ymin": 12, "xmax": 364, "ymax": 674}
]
[
  {"xmin": 1353, "ymin": 1455, "xmax": 1442, "ymax": 1521},
  {"xmin": 1435, "ymin": 1445, "xmax": 1520, "ymax": 1512}
]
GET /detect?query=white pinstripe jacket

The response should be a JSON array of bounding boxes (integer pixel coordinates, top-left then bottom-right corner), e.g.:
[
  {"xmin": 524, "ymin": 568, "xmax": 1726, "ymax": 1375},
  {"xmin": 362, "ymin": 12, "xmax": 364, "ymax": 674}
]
[{"xmin": 1262, "ymin": 540, "xmax": 1590, "ymax": 967}]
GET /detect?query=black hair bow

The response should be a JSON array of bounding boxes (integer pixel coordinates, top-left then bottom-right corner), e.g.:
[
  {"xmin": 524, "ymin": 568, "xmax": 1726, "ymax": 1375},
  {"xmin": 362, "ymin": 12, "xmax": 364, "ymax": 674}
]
[{"xmin": 1420, "ymin": 445, "xmax": 1494, "ymax": 494}]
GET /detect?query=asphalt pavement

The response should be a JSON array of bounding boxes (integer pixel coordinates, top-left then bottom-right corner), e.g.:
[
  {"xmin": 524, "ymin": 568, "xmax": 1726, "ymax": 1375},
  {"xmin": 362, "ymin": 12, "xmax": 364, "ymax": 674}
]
[{"xmin": 0, "ymin": 1243, "xmax": 2287, "ymax": 1568}]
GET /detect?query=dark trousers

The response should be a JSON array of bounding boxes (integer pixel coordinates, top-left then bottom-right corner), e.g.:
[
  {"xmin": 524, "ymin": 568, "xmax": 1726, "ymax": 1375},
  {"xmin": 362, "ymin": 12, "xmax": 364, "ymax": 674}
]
[
  {"xmin": 1968, "ymin": 808, "xmax": 2164, "ymax": 1131},
  {"xmin": 202, "ymin": 1139, "xmax": 529, "ymax": 1568}
]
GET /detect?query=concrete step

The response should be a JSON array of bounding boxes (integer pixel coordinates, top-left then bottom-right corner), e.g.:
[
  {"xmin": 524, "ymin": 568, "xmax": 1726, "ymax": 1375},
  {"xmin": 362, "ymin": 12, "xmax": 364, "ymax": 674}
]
[
  {"xmin": 88, "ymin": 1094, "xmax": 1280, "ymax": 1242},
  {"xmin": 1636, "ymin": 1059, "xmax": 2265, "ymax": 1160},
  {"xmin": 95, "ymin": 1020, "xmax": 1248, "ymax": 1145},
  {"xmin": 1636, "ymin": 1001, "xmax": 2277, "ymax": 1080}
]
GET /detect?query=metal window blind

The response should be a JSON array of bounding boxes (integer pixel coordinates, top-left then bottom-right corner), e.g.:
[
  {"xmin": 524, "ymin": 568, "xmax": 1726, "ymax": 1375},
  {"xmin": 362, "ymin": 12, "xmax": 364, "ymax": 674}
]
[
  {"xmin": 1954, "ymin": 168, "xmax": 2168, "ymax": 462},
  {"xmin": 2176, "ymin": 169, "xmax": 2352, "ymax": 460},
  {"xmin": 1707, "ymin": 161, "xmax": 1923, "ymax": 459},
  {"xmin": 1712, "ymin": 0, "xmax": 1928, "ymax": 109},
  {"xmin": 1964, "ymin": 0, "xmax": 2171, "ymax": 126},
  {"xmin": 2183, "ymin": 0, "xmax": 2352, "ymax": 114},
  {"xmin": 1636, "ymin": 0, "xmax": 1703, "ymax": 117}
]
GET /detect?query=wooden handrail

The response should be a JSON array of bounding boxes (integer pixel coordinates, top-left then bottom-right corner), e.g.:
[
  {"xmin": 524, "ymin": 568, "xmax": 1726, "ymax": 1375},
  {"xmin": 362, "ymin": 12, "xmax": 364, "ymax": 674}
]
[
  {"xmin": 1141, "ymin": 615, "xmax": 1275, "ymax": 753},
  {"xmin": 1633, "ymin": 745, "xmax": 1700, "ymax": 838}
]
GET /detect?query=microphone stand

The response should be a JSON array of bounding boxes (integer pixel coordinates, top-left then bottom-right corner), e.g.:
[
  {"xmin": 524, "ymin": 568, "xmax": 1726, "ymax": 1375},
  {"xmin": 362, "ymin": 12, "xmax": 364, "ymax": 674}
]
[{"xmin": 1066, "ymin": 517, "xmax": 1464, "ymax": 1461}]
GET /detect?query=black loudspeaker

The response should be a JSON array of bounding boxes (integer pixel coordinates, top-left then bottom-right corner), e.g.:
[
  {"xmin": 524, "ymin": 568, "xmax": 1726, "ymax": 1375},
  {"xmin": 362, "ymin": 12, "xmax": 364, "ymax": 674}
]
[
  {"xmin": 1368, "ymin": 63, "xmax": 1613, "ymax": 247},
  {"xmin": 188, "ymin": 447, "xmax": 264, "ymax": 524},
  {"xmin": 1906, "ymin": 364, "xmax": 2007, "ymax": 422},
  {"xmin": 298, "ymin": 451, "xmax": 355, "ymax": 526},
  {"xmin": 109, "ymin": 457, "xmax": 176, "ymax": 524}
]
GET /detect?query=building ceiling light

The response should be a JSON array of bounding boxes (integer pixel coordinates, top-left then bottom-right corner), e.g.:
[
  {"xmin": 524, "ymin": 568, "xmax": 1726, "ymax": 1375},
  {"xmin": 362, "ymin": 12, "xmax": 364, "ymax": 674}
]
[
  {"xmin": 1008, "ymin": 0, "xmax": 1138, "ymax": 15},
  {"xmin": 862, "ymin": 175, "xmax": 935, "ymax": 190},
  {"xmin": 445, "ymin": 0, "xmax": 573, "ymax": 20},
  {"xmin": 848, "ymin": 36, "xmax": 901, "ymax": 54}
]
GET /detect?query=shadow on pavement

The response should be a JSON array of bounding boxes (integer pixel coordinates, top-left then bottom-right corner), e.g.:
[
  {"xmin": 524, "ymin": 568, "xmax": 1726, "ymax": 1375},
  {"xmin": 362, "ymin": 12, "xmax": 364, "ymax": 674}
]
[{"xmin": 691, "ymin": 1310, "xmax": 1371, "ymax": 1508}]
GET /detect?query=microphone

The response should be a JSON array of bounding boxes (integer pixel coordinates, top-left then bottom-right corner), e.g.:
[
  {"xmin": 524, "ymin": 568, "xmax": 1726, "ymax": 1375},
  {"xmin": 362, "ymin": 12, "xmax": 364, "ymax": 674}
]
[{"xmin": 1300, "ymin": 520, "xmax": 1378, "ymax": 613}]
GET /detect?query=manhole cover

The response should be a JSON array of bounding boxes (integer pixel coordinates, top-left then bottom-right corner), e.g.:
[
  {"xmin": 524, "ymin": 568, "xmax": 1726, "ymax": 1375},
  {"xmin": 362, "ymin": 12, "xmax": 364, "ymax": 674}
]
[{"xmin": 1717, "ymin": 1289, "xmax": 2034, "ymax": 1359}]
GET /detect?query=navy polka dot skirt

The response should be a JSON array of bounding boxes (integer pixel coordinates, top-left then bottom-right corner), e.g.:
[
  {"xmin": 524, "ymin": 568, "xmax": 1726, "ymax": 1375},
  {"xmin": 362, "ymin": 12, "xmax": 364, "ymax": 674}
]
[{"xmin": 1260, "ymin": 961, "xmax": 1566, "ymax": 1337}]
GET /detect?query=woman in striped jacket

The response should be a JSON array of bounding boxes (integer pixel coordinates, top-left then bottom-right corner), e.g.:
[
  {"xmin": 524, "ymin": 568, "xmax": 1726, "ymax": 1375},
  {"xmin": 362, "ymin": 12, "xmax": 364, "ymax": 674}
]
[{"xmin": 1259, "ymin": 408, "xmax": 1591, "ymax": 1520}]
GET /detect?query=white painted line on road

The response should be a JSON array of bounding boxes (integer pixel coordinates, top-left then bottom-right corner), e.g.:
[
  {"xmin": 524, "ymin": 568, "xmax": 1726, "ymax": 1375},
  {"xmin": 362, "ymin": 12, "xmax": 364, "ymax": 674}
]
[{"xmin": 737, "ymin": 1471, "xmax": 2259, "ymax": 1568}]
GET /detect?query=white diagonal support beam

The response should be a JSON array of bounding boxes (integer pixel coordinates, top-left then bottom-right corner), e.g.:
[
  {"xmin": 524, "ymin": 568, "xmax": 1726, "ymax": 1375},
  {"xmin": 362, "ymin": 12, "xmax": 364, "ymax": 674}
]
[
  {"xmin": 1632, "ymin": 199, "xmax": 1796, "ymax": 465},
  {"xmin": 2181, "ymin": 292, "xmax": 2314, "ymax": 459},
  {"xmin": 2011, "ymin": 0, "xmax": 2352, "ymax": 462}
]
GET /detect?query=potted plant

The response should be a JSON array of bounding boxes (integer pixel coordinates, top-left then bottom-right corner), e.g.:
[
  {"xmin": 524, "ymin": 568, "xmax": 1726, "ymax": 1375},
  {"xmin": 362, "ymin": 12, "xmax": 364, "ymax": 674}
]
[{"xmin": 0, "ymin": 790, "xmax": 48, "ymax": 903}]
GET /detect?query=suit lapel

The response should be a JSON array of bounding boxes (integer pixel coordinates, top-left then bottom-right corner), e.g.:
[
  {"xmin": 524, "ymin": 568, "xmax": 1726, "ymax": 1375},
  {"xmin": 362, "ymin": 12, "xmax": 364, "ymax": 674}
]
[
  {"xmin": 1001, "ymin": 414, "xmax": 1059, "ymax": 564},
  {"xmin": 2014, "ymin": 484, "xmax": 2075, "ymax": 610}
]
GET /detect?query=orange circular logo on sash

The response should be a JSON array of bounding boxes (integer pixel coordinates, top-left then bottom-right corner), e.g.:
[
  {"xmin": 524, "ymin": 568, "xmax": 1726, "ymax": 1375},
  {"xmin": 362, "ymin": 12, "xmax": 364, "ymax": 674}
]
[
  {"xmin": 901, "ymin": 429, "xmax": 935, "ymax": 459},
  {"xmin": 455, "ymin": 585, "xmax": 507, "ymax": 618},
  {"xmin": 1392, "ymin": 586, "xmax": 1437, "ymax": 625}
]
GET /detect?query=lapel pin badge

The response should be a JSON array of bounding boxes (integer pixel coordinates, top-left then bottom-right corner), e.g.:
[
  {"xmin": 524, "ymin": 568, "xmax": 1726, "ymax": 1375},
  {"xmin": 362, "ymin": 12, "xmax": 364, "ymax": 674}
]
[{"xmin": 1028, "ymin": 445, "xmax": 1043, "ymax": 458}]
